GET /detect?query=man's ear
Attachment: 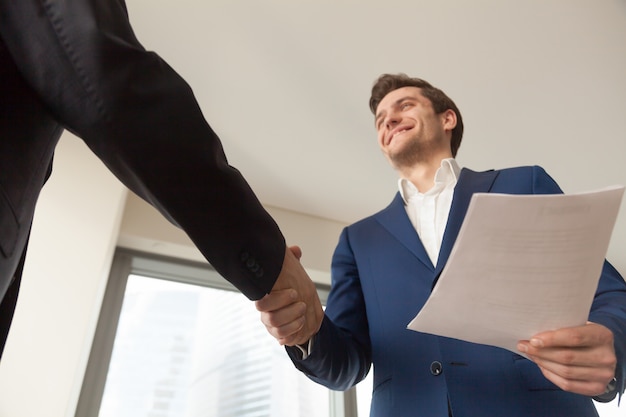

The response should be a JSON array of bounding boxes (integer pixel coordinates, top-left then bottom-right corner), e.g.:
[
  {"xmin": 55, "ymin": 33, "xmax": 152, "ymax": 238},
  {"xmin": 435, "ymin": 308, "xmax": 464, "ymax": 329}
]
[{"xmin": 442, "ymin": 109, "xmax": 457, "ymax": 132}]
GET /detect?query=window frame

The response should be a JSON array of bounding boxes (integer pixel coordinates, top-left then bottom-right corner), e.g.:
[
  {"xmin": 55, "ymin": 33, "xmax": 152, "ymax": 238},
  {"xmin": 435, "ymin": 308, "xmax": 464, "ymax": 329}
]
[{"xmin": 76, "ymin": 248, "xmax": 358, "ymax": 417}]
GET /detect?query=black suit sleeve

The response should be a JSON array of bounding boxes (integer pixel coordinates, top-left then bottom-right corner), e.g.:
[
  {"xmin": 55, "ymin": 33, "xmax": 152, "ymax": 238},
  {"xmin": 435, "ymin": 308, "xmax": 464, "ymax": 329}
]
[{"xmin": 0, "ymin": 0, "xmax": 285, "ymax": 299}]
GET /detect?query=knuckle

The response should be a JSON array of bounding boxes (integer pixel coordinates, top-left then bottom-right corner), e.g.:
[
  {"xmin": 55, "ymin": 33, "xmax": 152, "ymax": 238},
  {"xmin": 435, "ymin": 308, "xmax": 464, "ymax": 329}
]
[
  {"xmin": 254, "ymin": 300, "xmax": 266, "ymax": 311},
  {"xmin": 598, "ymin": 364, "xmax": 617, "ymax": 381},
  {"xmin": 267, "ymin": 315, "xmax": 282, "ymax": 329},
  {"xmin": 266, "ymin": 314, "xmax": 285, "ymax": 329},
  {"xmin": 559, "ymin": 351, "xmax": 577, "ymax": 365},
  {"xmin": 275, "ymin": 326, "xmax": 291, "ymax": 339},
  {"xmin": 259, "ymin": 314, "xmax": 269, "ymax": 327},
  {"xmin": 590, "ymin": 382, "xmax": 608, "ymax": 396},
  {"xmin": 600, "ymin": 354, "xmax": 617, "ymax": 369},
  {"xmin": 558, "ymin": 365, "xmax": 576, "ymax": 380},
  {"xmin": 600, "ymin": 331, "xmax": 614, "ymax": 346},
  {"xmin": 296, "ymin": 301, "xmax": 307, "ymax": 315},
  {"xmin": 568, "ymin": 331, "xmax": 585, "ymax": 346},
  {"xmin": 558, "ymin": 379, "xmax": 575, "ymax": 393}
]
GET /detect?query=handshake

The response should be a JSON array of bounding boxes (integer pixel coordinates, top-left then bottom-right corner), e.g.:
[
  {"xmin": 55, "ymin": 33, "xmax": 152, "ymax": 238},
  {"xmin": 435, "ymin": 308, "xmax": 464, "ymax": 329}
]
[{"xmin": 255, "ymin": 246, "xmax": 325, "ymax": 346}]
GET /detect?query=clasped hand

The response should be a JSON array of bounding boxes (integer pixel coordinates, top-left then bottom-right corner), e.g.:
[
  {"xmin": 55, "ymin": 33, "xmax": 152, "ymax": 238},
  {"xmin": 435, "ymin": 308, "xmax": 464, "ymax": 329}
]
[
  {"xmin": 256, "ymin": 246, "xmax": 324, "ymax": 346},
  {"xmin": 517, "ymin": 322, "xmax": 616, "ymax": 396}
]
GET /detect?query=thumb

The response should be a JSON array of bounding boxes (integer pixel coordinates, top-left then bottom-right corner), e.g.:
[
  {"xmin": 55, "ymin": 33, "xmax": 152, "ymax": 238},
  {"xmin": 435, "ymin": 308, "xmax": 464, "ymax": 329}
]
[{"xmin": 288, "ymin": 245, "xmax": 303, "ymax": 260}]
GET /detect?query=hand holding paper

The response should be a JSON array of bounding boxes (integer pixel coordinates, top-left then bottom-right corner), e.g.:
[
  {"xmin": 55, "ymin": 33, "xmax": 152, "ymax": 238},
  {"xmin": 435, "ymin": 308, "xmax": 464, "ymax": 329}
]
[
  {"xmin": 517, "ymin": 322, "xmax": 616, "ymax": 397},
  {"xmin": 407, "ymin": 186, "xmax": 624, "ymax": 356}
]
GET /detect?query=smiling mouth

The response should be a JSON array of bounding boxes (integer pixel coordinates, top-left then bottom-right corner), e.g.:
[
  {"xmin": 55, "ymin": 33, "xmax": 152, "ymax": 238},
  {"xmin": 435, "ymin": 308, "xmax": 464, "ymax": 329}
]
[{"xmin": 389, "ymin": 127, "xmax": 410, "ymax": 143}]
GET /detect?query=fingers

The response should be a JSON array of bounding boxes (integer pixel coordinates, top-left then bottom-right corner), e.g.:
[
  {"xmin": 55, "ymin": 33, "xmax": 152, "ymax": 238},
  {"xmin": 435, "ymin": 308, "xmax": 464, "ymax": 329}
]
[
  {"xmin": 255, "ymin": 288, "xmax": 297, "ymax": 312},
  {"xmin": 535, "ymin": 364, "xmax": 611, "ymax": 397},
  {"xmin": 529, "ymin": 322, "xmax": 613, "ymax": 350},
  {"xmin": 257, "ymin": 247, "xmax": 325, "ymax": 346},
  {"xmin": 518, "ymin": 349, "xmax": 615, "ymax": 396},
  {"xmin": 517, "ymin": 323, "xmax": 617, "ymax": 396},
  {"xmin": 264, "ymin": 247, "xmax": 324, "ymax": 346},
  {"xmin": 518, "ymin": 323, "xmax": 615, "ymax": 367},
  {"xmin": 271, "ymin": 248, "xmax": 305, "ymax": 292},
  {"xmin": 257, "ymin": 297, "xmax": 307, "ymax": 345},
  {"xmin": 255, "ymin": 289, "xmax": 310, "ymax": 346}
]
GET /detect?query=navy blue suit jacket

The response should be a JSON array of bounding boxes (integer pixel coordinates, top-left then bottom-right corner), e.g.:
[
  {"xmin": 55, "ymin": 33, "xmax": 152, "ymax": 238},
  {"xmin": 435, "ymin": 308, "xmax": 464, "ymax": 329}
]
[{"xmin": 289, "ymin": 166, "xmax": 626, "ymax": 417}]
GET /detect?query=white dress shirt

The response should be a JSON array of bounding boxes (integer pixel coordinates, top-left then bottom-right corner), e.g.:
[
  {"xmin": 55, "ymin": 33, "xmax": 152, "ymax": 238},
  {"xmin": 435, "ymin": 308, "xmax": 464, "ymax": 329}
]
[
  {"xmin": 398, "ymin": 158, "xmax": 461, "ymax": 266},
  {"xmin": 298, "ymin": 159, "xmax": 461, "ymax": 359}
]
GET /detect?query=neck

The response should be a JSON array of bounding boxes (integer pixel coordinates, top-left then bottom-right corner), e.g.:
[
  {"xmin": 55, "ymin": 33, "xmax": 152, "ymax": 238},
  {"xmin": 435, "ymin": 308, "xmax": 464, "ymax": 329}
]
[{"xmin": 398, "ymin": 154, "xmax": 452, "ymax": 193}]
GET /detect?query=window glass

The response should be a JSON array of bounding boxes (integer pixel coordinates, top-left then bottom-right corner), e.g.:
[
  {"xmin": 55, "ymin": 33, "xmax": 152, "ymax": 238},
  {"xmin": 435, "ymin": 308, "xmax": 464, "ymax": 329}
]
[
  {"xmin": 98, "ymin": 274, "xmax": 329, "ymax": 417},
  {"xmin": 594, "ymin": 399, "xmax": 623, "ymax": 417},
  {"xmin": 356, "ymin": 371, "xmax": 372, "ymax": 417}
]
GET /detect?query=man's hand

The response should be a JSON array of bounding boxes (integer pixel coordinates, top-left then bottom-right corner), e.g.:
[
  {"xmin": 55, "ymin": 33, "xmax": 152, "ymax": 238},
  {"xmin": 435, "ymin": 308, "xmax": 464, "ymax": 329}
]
[
  {"xmin": 256, "ymin": 246, "xmax": 324, "ymax": 346},
  {"xmin": 517, "ymin": 322, "xmax": 616, "ymax": 396}
]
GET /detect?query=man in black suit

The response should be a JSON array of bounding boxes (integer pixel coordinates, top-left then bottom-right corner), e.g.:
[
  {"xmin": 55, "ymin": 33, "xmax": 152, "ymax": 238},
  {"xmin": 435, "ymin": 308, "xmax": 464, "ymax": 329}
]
[{"xmin": 0, "ymin": 0, "xmax": 322, "ymax": 357}]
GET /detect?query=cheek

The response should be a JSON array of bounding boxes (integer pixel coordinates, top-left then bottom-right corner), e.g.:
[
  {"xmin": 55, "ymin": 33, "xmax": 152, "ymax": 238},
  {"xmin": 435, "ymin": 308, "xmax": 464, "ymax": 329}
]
[{"xmin": 377, "ymin": 131, "xmax": 386, "ymax": 148}]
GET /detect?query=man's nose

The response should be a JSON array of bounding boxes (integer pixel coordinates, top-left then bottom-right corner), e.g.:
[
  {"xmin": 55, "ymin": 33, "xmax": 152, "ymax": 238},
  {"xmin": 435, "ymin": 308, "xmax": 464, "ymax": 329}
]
[{"xmin": 385, "ymin": 112, "xmax": 401, "ymax": 129}]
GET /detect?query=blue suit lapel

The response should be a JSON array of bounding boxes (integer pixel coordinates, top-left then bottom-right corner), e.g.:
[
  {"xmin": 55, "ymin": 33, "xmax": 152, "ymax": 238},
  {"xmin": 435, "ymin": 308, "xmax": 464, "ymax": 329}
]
[
  {"xmin": 374, "ymin": 193, "xmax": 435, "ymax": 271},
  {"xmin": 435, "ymin": 168, "xmax": 499, "ymax": 276},
  {"xmin": 373, "ymin": 168, "xmax": 500, "ymax": 274}
]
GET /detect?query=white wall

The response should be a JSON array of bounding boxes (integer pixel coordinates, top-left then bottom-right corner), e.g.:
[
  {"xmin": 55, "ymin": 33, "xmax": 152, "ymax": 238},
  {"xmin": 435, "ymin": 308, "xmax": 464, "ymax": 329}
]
[
  {"xmin": 118, "ymin": 192, "xmax": 346, "ymax": 286},
  {"xmin": 0, "ymin": 135, "xmax": 127, "ymax": 417}
]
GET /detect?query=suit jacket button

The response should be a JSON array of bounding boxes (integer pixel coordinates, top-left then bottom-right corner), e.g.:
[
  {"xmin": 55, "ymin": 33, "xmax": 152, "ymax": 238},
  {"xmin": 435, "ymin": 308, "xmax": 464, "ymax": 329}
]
[
  {"xmin": 430, "ymin": 361, "xmax": 443, "ymax": 376},
  {"xmin": 246, "ymin": 257, "xmax": 256, "ymax": 268}
]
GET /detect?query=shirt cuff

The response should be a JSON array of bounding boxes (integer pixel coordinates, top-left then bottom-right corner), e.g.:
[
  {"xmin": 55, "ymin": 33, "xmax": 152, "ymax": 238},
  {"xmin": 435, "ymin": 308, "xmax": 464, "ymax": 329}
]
[{"xmin": 294, "ymin": 335, "xmax": 315, "ymax": 360}]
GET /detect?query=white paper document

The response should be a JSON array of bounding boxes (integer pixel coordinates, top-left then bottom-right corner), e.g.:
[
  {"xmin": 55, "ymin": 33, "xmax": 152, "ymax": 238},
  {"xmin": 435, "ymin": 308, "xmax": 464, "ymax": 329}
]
[{"xmin": 407, "ymin": 185, "xmax": 625, "ymax": 354}]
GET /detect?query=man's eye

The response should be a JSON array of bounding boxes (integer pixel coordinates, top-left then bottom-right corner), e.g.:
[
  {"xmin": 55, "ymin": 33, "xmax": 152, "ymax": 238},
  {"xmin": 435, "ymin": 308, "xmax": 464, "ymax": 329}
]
[{"xmin": 401, "ymin": 103, "xmax": 411, "ymax": 110}]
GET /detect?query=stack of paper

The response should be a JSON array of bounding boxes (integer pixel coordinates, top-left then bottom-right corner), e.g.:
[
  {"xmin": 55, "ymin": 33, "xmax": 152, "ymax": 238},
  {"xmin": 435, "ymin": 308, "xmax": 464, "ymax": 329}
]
[{"xmin": 407, "ymin": 186, "xmax": 624, "ymax": 354}]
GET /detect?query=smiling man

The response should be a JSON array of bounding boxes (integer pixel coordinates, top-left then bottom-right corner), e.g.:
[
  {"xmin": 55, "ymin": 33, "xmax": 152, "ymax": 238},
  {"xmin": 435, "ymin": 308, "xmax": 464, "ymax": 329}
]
[{"xmin": 257, "ymin": 73, "xmax": 626, "ymax": 417}]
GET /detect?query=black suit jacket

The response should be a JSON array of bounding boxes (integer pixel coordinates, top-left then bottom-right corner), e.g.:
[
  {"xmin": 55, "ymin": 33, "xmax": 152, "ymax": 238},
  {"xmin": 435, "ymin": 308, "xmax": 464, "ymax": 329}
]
[{"xmin": 0, "ymin": 0, "xmax": 285, "ymax": 356}]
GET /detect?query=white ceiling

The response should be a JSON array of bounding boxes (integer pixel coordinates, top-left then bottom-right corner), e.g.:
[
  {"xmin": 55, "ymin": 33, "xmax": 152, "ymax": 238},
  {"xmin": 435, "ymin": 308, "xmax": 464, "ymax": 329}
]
[{"xmin": 125, "ymin": 0, "xmax": 626, "ymax": 268}]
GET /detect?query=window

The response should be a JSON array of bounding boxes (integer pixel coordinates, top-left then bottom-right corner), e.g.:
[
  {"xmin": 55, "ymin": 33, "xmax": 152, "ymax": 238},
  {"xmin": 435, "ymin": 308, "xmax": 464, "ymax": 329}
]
[
  {"xmin": 76, "ymin": 249, "xmax": 357, "ymax": 417},
  {"xmin": 594, "ymin": 398, "xmax": 623, "ymax": 417},
  {"xmin": 355, "ymin": 372, "xmax": 372, "ymax": 416}
]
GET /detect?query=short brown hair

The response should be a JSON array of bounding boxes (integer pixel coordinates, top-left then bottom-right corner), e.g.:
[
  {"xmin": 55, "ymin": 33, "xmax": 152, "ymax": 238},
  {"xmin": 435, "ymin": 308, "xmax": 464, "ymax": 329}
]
[{"xmin": 369, "ymin": 73, "xmax": 464, "ymax": 157}]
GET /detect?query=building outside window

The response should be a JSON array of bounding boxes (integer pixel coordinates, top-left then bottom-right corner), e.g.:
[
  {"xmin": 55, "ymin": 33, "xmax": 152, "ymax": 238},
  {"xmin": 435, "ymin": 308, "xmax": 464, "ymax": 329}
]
[
  {"xmin": 77, "ymin": 250, "xmax": 347, "ymax": 417},
  {"xmin": 99, "ymin": 275, "xmax": 328, "ymax": 417}
]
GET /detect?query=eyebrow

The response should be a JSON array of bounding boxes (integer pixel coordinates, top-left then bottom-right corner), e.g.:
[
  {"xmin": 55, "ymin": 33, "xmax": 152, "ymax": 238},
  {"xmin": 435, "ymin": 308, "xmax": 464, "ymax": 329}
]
[{"xmin": 375, "ymin": 96, "xmax": 416, "ymax": 126}]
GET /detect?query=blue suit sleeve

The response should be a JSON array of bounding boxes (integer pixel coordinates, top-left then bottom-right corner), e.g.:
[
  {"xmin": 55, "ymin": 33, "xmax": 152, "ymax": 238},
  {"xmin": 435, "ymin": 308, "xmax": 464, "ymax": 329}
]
[
  {"xmin": 533, "ymin": 166, "xmax": 626, "ymax": 399},
  {"xmin": 286, "ymin": 227, "xmax": 372, "ymax": 391},
  {"xmin": 589, "ymin": 261, "xmax": 626, "ymax": 400}
]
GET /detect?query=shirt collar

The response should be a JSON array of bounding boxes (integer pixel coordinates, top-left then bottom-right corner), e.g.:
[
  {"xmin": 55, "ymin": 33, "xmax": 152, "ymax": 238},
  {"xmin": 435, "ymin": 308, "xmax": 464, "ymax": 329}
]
[{"xmin": 398, "ymin": 158, "xmax": 461, "ymax": 204}]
